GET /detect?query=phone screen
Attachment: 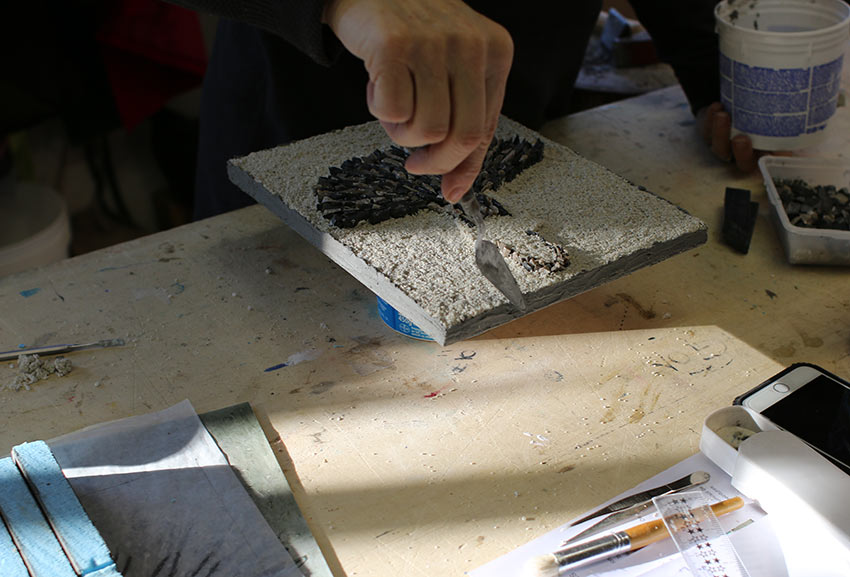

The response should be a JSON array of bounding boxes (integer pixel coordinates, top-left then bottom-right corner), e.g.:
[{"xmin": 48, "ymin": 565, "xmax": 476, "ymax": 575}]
[{"xmin": 761, "ymin": 374, "xmax": 850, "ymax": 473}]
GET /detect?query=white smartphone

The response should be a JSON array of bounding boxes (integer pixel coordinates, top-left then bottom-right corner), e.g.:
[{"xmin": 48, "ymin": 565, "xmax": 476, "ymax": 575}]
[{"xmin": 734, "ymin": 363, "xmax": 850, "ymax": 475}]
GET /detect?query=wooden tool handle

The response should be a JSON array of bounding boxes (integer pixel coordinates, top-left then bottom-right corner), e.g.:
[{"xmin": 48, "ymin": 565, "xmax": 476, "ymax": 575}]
[
  {"xmin": 709, "ymin": 496, "xmax": 745, "ymax": 517},
  {"xmin": 625, "ymin": 496, "xmax": 745, "ymax": 550},
  {"xmin": 625, "ymin": 518, "xmax": 668, "ymax": 549}
]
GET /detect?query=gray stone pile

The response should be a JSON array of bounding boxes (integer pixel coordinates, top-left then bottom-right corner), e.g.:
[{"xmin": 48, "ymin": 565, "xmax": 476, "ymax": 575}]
[{"xmin": 775, "ymin": 178, "xmax": 850, "ymax": 230}]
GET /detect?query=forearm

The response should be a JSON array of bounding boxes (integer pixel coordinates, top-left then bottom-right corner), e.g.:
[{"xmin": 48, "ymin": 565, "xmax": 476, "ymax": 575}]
[{"xmin": 165, "ymin": 0, "xmax": 343, "ymax": 65}]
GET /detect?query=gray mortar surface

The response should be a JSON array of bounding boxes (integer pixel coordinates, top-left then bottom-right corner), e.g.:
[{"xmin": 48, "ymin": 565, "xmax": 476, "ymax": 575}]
[{"xmin": 228, "ymin": 117, "xmax": 706, "ymax": 344}]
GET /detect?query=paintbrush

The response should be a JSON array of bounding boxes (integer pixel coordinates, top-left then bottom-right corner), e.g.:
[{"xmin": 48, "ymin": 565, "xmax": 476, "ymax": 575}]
[
  {"xmin": 523, "ymin": 496, "xmax": 744, "ymax": 577},
  {"xmin": 0, "ymin": 338, "xmax": 126, "ymax": 362}
]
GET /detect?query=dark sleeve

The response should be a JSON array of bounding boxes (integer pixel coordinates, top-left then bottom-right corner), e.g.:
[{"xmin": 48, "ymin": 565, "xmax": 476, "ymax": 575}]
[
  {"xmin": 166, "ymin": 0, "xmax": 344, "ymax": 65},
  {"xmin": 628, "ymin": 0, "xmax": 721, "ymax": 114}
]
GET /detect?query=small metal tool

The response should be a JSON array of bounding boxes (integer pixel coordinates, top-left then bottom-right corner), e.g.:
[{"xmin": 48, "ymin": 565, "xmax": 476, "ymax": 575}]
[
  {"xmin": 0, "ymin": 338, "xmax": 126, "ymax": 362},
  {"xmin": 458, "ymin": 192, "xmax": 526, "ymax": 310},
  {"xmin": 566, "ymin": 471, "xmax": 710, "ymax": 543}
]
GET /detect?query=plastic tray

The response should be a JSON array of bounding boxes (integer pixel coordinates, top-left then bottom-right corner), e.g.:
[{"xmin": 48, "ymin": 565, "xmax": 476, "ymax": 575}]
[{"xmin": 758, "ymin": 156, "xmax": 850, "ymax": 265}]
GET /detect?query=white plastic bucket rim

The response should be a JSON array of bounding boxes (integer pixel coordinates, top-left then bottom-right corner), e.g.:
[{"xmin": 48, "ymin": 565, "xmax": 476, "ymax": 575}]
[
  {"xmin": 716, "ymin": 0, "xmax": 850, "ymax": 38},
  {"xmin": 716, "ymin": 0, "xmax": 850, "ymax": 63}
]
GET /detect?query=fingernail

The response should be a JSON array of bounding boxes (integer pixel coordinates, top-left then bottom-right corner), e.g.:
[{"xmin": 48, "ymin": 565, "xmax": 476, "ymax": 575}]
[{"xmin": 443, "ymin": 187, "xmax": 462, "ymax": 204}]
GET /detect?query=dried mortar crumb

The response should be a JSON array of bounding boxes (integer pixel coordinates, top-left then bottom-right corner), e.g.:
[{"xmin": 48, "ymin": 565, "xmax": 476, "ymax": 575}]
[
  {"xmin": 3, "ymin": 354, "xmax": 74, "ymax": 391},
  {"xmin": 53, "ymin": 356, "xmax": 73, "ymax": 376},
  {"xmin": 231, "ymin": 117, "xmax": 704, "ymax": 328}
]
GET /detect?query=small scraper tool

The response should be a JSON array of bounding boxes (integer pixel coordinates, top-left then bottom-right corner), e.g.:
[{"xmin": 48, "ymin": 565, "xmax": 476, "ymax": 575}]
[
  {"xmin": 459, "ymin": 192, "xmax": 526, "ymax": 310},
  {"xmin": 0, "ymin": 338, "xmax": 126, "ymax": 362}
]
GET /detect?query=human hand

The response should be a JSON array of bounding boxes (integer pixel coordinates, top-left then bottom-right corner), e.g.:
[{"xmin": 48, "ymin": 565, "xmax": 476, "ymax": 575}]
[
  {"xmin": 699, "ymin": 102, "xmax": 760, "ymax": 172},
  {"xmin": 322, "ymin": 0, "xmax": 514, "ymax": 203}
]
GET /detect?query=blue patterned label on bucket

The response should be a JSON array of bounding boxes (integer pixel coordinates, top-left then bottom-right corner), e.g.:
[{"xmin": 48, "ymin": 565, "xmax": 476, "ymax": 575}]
[{"xmin": 720, "ymin": 53, "xmax": 843, "ymax": 137}]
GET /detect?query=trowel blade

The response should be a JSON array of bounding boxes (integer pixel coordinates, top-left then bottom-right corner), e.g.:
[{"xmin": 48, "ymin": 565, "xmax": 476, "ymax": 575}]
[{"xmin": 475, "ymin": 239, "xmax": 527, "ymax": 311}]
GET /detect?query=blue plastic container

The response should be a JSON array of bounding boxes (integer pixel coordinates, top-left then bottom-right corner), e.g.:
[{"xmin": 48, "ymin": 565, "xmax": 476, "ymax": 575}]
[{"xmin": 376, "ymin": 296, "xmax": 434, "ymax": 341}]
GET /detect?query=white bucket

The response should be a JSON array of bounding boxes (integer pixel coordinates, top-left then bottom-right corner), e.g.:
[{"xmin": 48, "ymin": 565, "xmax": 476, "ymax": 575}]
[
  {"xmin": 0, "ymin": 181, "xmax": 71, "ymax": 278},
  {"xmin": 715, "ymin": 0, "xmax": 850, "ymax": 150}
]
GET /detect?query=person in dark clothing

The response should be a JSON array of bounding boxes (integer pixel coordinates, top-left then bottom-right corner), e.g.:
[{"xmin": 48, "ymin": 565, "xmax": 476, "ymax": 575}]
[{"xmin": 169, "ymin": 0, "xmax": 745, "ymax": 220}]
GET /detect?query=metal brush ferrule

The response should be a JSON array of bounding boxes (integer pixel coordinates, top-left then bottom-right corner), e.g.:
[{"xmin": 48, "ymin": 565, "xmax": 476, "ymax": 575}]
[{"xmin": 552, "ymin": 532, "xmax": 631, "ymax": 570}]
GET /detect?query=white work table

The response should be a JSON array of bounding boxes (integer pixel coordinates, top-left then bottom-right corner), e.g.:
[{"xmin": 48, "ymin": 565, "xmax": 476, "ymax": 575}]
[{"xmin": 1, "ymin": 85, "xmax": 848, "ymax": 576}]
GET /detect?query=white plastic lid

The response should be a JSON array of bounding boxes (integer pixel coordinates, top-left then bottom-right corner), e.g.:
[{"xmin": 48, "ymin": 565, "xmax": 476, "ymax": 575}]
[
  {"xmin": 701, "ymin": 405, "xmax": 850, "ymax": 561},
  {"xmin": 732, "ymin": 430, "xmax": 850, "ymax": 553},
  {"xmin": 699, "ymin": 405, "xmax": 778, "ymax": 476}
]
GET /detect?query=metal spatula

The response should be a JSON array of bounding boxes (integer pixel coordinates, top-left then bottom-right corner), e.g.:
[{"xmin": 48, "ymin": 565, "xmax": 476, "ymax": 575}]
[{"xmin": 458, "ymin": 192, "xmax": 527, "ymax": 310}]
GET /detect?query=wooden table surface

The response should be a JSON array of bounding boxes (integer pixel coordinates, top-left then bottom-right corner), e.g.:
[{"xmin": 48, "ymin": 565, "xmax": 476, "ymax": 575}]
[{"xmin": 2, "ymin": 85, "xmax": 849, "ymax": 577}]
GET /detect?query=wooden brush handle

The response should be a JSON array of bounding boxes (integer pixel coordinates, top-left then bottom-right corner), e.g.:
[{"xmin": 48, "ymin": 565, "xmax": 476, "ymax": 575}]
[
  {"xmin": 625, "ymin": 496, "xmax": 745, "ymax": 550},
  {"xmin": 709, "ymin": 496, "xmax": 745, "ymax": 517},
  {"xmin": 626, "ymin": 518, "xmax": 668, "ymax": 549}
]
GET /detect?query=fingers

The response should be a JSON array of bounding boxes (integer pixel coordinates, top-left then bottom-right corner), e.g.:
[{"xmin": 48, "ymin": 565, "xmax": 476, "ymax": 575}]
[
  {"xmin": 731, "ymin": 134, "xmax": 757, "ymax": 173},
  {"xmin": 399, "ymin": 26, "xmax": 510, "ymax": 181},
  {"xmin": 374, "ymin": 43, "xmax": 453, "ymax": 147},
  {"xmin": 439, "ymin": 142, "xmax": 490, "ymax": 203},
  {"xmin": 406, "ymin": 28, "xmax": 512, "ymax": 202},
  {"xmin": 701, "ymin": 102, "xmax": 724, "ymax": 144},
  {"xmin": 366, "ymin": 63, "xmax": 415, "ymax": 125},
  {"xmin": 438, "ymin": 38, "xmax": 512, "ymax": 203},
  {"xmin": 403, "ymin": 36, "xmax": 488, "ymax": 191},
  {"xmin": 369, "ymin": 59, "xmax": 448, "ymax": 147},
  {"xmin": 710, "ymin": 108, "xmax": 732, "ymax": 162},
  {"xmin": 701, "ymin": 101, "xmax": 765, "ymax": 173},
  {"xmin": 325, "ymin": 0, "xmax": 513, "ymax": 201}
]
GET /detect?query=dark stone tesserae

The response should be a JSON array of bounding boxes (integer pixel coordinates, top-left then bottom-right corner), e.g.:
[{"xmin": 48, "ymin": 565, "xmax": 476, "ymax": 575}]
[{"xmin": 314, "ymin": 136, "xmax": 545, "ymax": 229}]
